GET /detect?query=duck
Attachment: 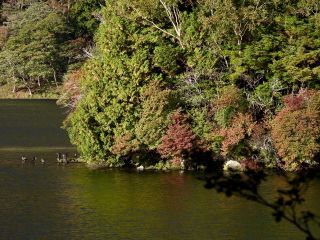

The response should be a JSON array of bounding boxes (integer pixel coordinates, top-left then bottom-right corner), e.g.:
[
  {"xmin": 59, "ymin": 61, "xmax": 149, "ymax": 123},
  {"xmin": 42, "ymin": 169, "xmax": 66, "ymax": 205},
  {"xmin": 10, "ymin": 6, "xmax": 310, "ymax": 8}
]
[
  {"xmin": 40, "ymin": 158, "xmax": 45, "ymax": 164},
  {"xmin": 30, "ymin": 156, "xmax": 37, "ymax": 164},
  {"xmin": 21, "ymin": 156, "xmax": 28, "ymax": 163},
  {"xmin": 61, "ymin": 153, "xmax": 68, "ymax": 164},
  {"xmin": 56, "ymin": 153, "xmax": 62, "ymax": 163},
  {"xmin": 67, "ymin": 153, "xmax": 80, "ymax": 163}
]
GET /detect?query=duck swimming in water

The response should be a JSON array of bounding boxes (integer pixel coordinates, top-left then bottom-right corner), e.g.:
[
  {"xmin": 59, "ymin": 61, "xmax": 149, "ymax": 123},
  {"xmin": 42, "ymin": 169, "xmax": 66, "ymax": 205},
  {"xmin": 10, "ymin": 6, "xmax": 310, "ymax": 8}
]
[
  {"xmin": 21, "ymin": 156, "xmax": 27, "ymax": 163},
  {"xmin": 30, "ymin": 156, "xmax": 37, "ymax": 164},
  {"xmin": 56, "ymin": 153, "xmax": 68, "ymax": 164},
  {"xmin": 61, "ymin": 153, "xmax": 68, "ymax": 164},
  {"xmin": 56, "ymin": 153, "xmax": 62, "ymax": 163}
]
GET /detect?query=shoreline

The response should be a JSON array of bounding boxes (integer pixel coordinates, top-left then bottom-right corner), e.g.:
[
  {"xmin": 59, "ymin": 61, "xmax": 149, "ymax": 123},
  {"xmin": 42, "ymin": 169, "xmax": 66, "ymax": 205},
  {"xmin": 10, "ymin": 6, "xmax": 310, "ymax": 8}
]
[
  {"xmin": 0, "ymin": 83, "xmax": 61, "ymax": 99},
  {"xmin": 0, "ymin": 98, "xmax": 59, "ymax": 100}
]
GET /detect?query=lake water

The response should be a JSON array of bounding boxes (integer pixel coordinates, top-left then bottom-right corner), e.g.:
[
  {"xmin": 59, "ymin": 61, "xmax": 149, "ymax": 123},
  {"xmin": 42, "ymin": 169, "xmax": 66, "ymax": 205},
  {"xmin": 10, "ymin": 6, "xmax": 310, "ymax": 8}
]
[{"xmin": 0, "ymin": 100, "xmax": 319, "ymax": 240}]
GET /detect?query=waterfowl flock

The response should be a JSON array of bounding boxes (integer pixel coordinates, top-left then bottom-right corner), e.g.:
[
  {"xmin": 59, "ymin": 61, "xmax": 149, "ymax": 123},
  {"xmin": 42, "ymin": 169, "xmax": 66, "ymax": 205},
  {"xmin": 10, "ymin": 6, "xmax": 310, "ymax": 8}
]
[
  {"xmin": 56, "ymin": 153, "xmax": 79, "ymax": 164},
  {"xmin": 21, "ymin": 153, "xmax": 80, "ymax": 165}
]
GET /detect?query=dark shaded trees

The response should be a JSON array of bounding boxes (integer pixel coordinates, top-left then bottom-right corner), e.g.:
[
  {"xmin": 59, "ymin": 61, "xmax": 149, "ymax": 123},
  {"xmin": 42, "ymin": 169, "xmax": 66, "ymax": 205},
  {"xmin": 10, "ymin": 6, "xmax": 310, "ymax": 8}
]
[{"xmin": 69, "ymin": 0, "xmax": 105, "ymax": 38}]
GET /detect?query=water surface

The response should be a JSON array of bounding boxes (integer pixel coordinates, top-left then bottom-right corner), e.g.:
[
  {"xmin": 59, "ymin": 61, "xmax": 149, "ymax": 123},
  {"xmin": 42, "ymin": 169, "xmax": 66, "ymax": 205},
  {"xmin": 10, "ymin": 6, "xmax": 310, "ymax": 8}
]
[{"xmin": 0, "ymin": 100, "xmax": 319, "ymax": 240}]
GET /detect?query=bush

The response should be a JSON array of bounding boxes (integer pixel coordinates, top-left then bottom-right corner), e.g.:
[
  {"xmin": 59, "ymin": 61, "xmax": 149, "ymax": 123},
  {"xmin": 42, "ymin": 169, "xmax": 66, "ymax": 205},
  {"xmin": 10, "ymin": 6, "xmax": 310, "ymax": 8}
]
[
  {"xmin": 215, "ymin": 113, "xmax": 256, "ymax": 158},
  {"xmin": 157, "ymin": 110, "xmax": 198, "ymax": 166},
  {"xmin": 211, "ymin": 85, "xmax": 256, "ymax": 159},
  {"xmin": 271, "ymin": 89, "xmax": 320, "ymax": 170}
]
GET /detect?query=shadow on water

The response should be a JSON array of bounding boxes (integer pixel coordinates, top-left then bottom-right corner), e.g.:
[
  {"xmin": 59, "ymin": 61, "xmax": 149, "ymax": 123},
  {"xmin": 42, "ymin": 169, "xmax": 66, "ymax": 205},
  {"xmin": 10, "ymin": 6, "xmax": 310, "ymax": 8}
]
[{"xmin": 203, "ymin": 164, "xmax": 320, "ymax": 240}]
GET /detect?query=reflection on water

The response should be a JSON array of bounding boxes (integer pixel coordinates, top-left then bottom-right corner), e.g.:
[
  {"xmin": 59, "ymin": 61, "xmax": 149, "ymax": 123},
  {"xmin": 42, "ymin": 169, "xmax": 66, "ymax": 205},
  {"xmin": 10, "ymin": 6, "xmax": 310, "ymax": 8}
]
[
  {"xmin": 0, "ymin": 100, "xmax": 319, "ymax": 240},
  {"xmin": 0, "ymin": 100, "xmax": 73, "ymax": 149},
  {"xmin": 0, "ymin": 166, "xmax": 320, "ymax": 240},
  {"xmin": 0, "ymin": 100, "xmax": 75, "ymax": 165}
]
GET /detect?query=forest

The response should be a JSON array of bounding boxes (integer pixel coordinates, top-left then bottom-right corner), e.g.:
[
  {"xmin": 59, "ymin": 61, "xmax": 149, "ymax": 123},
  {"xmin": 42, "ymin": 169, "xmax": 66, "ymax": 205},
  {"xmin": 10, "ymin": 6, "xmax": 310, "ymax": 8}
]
[
  {"xmin": 0, "ymin": 0, "xmax": 103, "ymax": 96},
  {"xmin": 1, "ymin": 0, "xmax": 320, "ymax": 171}
]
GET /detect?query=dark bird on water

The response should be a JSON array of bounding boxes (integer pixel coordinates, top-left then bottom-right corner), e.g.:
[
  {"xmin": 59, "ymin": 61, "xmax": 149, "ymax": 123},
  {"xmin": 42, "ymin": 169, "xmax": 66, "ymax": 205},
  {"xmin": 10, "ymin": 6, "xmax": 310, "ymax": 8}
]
[
  {"xmin": 61, "ymin": 153, "xmax": 68, "ymax": 164},
  {"xmin": 21, "ymin": 156, "xmax": 27, "ymax": 163},
  {"xmin": 56, "ymin": 153, "xmax": 68, "ymax": 164},
  {"xmin": 56, "ymin": 153, "xmax": 61, "ymax": 163},
  {"xmin": 30, "ymin": 156, "xmax": 37, "ymax": 164}
]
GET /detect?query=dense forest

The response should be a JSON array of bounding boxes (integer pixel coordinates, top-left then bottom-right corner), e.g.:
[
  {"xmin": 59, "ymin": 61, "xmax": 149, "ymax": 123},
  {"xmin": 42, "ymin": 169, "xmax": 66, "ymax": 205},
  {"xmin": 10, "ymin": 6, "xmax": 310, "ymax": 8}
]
[
  {"xmin": 0, "ymin": 0, "xmax": 103, "ymax": 96},
  {"xmin": 1, "ymin": 0, "xmax": 320, "ymax": 171}
]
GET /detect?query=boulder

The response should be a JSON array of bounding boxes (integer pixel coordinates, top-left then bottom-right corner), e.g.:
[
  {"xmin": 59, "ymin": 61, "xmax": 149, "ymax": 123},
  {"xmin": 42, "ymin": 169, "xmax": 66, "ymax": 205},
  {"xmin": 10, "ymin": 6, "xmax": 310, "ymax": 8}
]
[
  {"xmin": 137, "ymin": 165, "xmax": 144, "ymax": 171},
  {"xmin": 223, "ymin": 160, "xmax": 242, "ymax": 172}
]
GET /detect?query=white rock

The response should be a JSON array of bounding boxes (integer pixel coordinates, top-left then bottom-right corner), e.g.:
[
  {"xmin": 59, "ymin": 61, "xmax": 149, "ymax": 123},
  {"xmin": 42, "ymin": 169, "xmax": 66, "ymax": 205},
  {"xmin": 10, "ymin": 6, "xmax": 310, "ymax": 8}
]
[
  {"xmin": 180, "ymin": 159, "xmax": 185, "ymax": 170},
  {"xmin": 223, "ymin": 160, "xmax": 242, "ymax": 172},
  {"xmin": 137, "ymin": 165, "xmax": 144, "ymax": 171}
]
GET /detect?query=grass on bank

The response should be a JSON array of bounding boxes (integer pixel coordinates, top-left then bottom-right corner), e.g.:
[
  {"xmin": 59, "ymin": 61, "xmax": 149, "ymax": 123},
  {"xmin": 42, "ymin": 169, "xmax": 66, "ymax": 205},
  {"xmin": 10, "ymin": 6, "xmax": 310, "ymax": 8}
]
[{"xmin": 0, "ymin": 83, "xmax": 61, "ymax": 99}]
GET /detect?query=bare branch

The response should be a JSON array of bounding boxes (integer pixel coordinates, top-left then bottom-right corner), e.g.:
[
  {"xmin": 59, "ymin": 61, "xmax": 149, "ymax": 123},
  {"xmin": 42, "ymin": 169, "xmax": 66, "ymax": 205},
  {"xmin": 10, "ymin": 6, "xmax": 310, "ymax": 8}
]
[{"xmin": 133, "ymin": 1, "xmax": 184, "ymax": 48}]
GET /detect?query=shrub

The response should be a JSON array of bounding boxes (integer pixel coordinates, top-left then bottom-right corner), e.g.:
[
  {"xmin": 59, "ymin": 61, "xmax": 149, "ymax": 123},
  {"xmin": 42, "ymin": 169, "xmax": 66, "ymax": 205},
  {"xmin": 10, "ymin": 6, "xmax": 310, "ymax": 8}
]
[
  {"xmin": 216, "ymin": 113, "xmax": 256, "ymax": 158},
  {"xmin": 157, "ymin": 110, "xmax": 197, "ymax": 166},
  {"xmin": 211, "ymin": 85, "xmax": 256, "ymax": 159},
  {"xmin": 135, "ymin": 80, "xmax": 175, "ymax": 150},
  {"xmin": 271, "ymin": 89, "xmax": 320, "ymax": 170},
  {"xmin": 212, "ymin": 85, "xmax": 248, "ymax": 128},
  {"xmin": 111, "ymin": 133, "xmax": 140, "ymax": 157},
  {"xmin": 213, "ymin": 85, "xmax": 247, "ymax": 113},
  {"xmin": 58, "ymin": 69, "xmax": 83, "ymax": 110}
]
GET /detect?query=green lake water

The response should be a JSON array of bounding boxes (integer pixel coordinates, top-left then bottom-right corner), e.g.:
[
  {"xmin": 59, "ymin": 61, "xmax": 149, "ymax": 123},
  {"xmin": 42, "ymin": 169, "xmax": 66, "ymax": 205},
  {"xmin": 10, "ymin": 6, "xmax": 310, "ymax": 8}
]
[{"xmin": 0, "ymin": 100, "xmax": 319, "ymax": 240}]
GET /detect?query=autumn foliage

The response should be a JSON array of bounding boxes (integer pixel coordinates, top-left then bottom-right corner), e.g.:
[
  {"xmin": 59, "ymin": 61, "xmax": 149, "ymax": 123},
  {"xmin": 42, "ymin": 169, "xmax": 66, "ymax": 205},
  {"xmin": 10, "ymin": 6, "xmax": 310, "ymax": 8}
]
[
  {"xmin": 213, "ymin": 85, "xmax": 247, "ymax": 112},
  {"xmin": 58, "ymin": 69, "xmax": 83, "ymax": 110},
  {"xmin": 217, "ymin": 113, "xmax": 256, "ymax": 157},
  {"xmin": 111, "ymin": 133, "xmax": 140, "ymax": 157},
  {"xmin": 157, "ymin": 111, "xmax": 197, "ymax": 166},
  {"xmin": 60, "ymin": 0, "xmax": 320, "ymax": 170},
  {"xmin": 271, "ymin": 90, "xmax": 320, "ymax": 169},
  {"xmin": 210, "ymin": 86, "xmax": 256, "ymax": 159}
]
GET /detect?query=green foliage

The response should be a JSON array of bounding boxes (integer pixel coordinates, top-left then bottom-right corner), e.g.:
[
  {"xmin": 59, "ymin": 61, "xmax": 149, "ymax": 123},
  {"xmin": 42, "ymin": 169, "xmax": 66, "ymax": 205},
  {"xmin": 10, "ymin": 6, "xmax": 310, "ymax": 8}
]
[
  {"xmin": 269, "ymin": 15, "xmax": 320, "ymax": 90},
  {"xmin": 65, "ymin": 1, "xmax": 170, "ymax": 165},
  {"xmin": 0, "ymin": 1, "xmax": 76, "ymax": 94},
  {"xmin": 69, "ymin": 0, "xmax": 105, "ymax": 37},
  {"xmin": 214, "ymin": 107, "xmax": 235, "ymax": 128},
  {"xmin": 153, "ymin": 44, "xmax": 184, "ymax": 75},
  {"xmin": 0, "ymin": 0, "xmax": 90, "ymax": 96},
  {"xmin": 246, "ymin": 79, "xmax": 284, "ymax": 116},
  {"xmin": 212, "ymin": 85, "xmax": 247, "ymax": 128},
  {"xmin": 61, "ymin": 0, "xmax": 320, "ymax": 170},
  {"xmin": 135, "ymin": 80, "xmax": 176, "ymax": 149},
  {"xmin": 189, "ymin": 107, "xmax": 212, "ymax": 141}
]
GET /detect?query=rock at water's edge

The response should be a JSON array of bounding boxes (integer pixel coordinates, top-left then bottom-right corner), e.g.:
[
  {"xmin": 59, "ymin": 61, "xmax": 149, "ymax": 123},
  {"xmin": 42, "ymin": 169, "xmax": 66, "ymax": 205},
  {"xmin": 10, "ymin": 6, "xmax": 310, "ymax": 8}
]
[
  {"xmin": 137, "ymin": 166, "xmax": 144, "ymax": 171},
  {"xmin": 223, "ymin": 160, "xmax": 242, "ymax": 172}
]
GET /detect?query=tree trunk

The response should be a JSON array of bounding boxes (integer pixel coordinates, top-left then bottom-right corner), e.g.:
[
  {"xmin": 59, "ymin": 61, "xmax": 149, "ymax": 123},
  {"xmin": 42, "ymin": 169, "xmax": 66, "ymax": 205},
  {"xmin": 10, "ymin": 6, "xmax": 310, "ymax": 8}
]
[
  {"xmin": 12, "ymin": 83, "xmax": 16, "ymax": 93},
  {"xmin": 22, "ymin": 76, "xmax": 32, "ymax": 96},
  {"xmin": 237, "ymin": 38, "xmax": 242, "ymax": 54},
  {"xmin": 53, "ymin": 69, "xmax": 58, "ymax": 87},
  {"xmin": 11, "ymin": 73, "xmax": 17, "ymax": 93},
  {"xmin": 27, "ymin": 87, "xmax": 32, "ymax": 96}
]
